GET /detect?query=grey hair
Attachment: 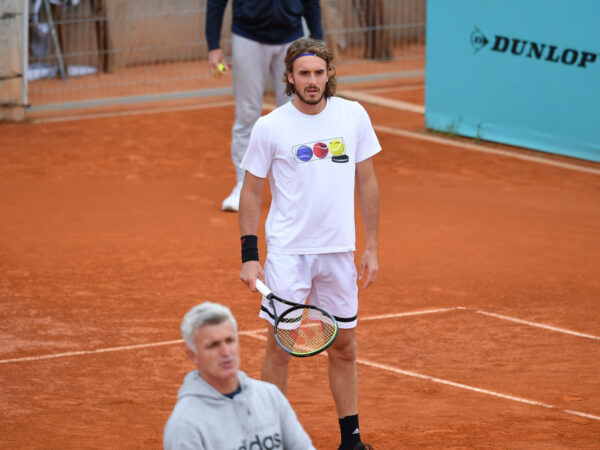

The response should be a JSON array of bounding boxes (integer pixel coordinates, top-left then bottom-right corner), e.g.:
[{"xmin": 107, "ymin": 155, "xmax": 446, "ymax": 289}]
[{"xmin": 180, "ymin": 302, "xmax": 238, "ymax": 353}]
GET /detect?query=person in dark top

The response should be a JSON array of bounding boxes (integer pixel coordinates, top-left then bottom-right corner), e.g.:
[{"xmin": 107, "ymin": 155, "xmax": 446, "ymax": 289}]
[{"xmin": 205, "ymin": 0, "xmax": 323, "ymax": 211}]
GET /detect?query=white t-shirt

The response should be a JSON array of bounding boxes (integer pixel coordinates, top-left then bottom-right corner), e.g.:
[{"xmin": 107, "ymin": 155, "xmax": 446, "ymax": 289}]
[{"xmin": 241, "ymin": 96, "xmax": 381, "ymax": 254}]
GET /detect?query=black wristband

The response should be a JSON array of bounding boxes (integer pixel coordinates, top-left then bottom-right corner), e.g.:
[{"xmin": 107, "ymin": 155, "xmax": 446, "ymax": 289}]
[{"xmin": 241, "ymin": 235, "xmax": 259, "ymax": 263}]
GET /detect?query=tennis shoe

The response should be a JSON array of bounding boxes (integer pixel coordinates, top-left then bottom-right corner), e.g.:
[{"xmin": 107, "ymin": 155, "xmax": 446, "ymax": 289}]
[
  {"xmin": 221, "ymin": 182, "xmax": 243, "ymax": 212},
  {"xmin": 338, "ymin": 443, "xmax": 373, "ymax": 450}
]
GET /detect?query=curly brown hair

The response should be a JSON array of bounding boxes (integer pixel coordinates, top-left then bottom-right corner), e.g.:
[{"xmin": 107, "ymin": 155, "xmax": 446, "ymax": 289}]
[{"xmin": 283, "ymin": 38, "xmax": 337, "ymax": 98}]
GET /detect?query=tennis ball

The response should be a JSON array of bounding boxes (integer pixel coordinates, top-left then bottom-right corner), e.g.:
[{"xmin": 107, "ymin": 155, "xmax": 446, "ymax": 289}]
[
  {"xmin": 296, "ymin": 145, "xmax": 313, "ymax": 162},
  {"xmin": 215, "ymin": 63, "xmax": 226, "ymax": 75},
  {"xmin": 329, "ymin": 139, "xmax": 344, "ymax": 156},
  {"xmin": 313, "ymin": 142, "xmax": 328, "ymax": 159}
]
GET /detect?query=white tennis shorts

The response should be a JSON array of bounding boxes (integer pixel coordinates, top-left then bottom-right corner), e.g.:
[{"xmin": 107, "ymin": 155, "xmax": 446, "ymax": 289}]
[{"xmin": 260, "ymin": 252, "xmax": 359, "ymax": 329}]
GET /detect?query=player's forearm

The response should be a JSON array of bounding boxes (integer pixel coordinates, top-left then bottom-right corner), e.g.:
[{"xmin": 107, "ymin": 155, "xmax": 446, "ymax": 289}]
[
  {"xmin": 357, "ymin": 163, "xmax": 380, "ymax": 250},
  {"xmin": 359, "ymin": 183, "xmax": 380, "ymax": 250},
  {"xmin": 238, "ymin": 186, "xmax": 262, "ymax": 237}
]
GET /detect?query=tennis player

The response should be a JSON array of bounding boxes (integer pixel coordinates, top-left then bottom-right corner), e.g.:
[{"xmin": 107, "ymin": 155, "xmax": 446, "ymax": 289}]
[
  {"xmin": 163, "ymin": 302, "xmax": 315, "ymax": 450},
  {"xmin": 238, "ymin": 38, "xmax": 380, "ymax": 450}
]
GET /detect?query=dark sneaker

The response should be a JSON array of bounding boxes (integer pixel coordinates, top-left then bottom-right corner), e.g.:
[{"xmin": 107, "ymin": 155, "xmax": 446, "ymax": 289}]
[
  {"xmin": 357, "ymin": 444, "xmax": 374, "ymax": 450},
  {"xmin": 338, "ymin": 443, "xmax": 374, "ymax": 450}
]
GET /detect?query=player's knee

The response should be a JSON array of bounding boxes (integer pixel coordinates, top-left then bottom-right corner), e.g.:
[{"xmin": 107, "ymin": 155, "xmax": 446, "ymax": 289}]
[{"xmin": 329, "ymin": 336, "xmax": 358, "ymax": 362}]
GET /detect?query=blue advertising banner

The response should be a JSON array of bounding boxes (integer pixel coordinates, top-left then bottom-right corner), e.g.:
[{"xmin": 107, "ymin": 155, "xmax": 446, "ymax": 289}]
[{"xmin": 425, "ymin": 0, "xmax": 600, "ymax": 162}]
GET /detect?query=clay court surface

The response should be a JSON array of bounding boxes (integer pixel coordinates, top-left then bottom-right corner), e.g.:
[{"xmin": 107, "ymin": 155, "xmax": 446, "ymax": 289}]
[{"xmin": 1, "ymin": 81, "xmax": 599, "ymax": 449}]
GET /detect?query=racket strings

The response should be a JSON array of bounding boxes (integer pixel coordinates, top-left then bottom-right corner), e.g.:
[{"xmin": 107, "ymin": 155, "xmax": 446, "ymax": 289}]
[{"xmin": 276, "ymin": 308, "xmax": 337, "ymax": 355}]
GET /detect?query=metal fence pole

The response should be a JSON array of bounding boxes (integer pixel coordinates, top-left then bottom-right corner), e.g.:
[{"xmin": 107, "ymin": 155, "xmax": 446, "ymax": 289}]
[{"xmin": 22, "ymin": 0, "xmax": 29, "ymax": 107}]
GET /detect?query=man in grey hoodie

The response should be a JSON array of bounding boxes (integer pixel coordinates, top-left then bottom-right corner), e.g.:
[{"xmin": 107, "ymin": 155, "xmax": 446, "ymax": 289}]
[{"xmin": 163, "ymin": 302, "xmax": 315, "ymax": 449}]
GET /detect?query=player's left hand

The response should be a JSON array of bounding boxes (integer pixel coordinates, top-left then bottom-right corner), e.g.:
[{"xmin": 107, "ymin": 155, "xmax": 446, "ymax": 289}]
[{"xmin": 358, "ymin": 248, "xmax": 379, "ymax": 289}]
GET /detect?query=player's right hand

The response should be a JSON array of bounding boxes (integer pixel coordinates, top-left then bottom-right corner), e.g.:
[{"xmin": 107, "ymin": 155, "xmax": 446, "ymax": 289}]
[{"xmin": 239, "ymin": 261, "xmax": 264, "ymax": 292}]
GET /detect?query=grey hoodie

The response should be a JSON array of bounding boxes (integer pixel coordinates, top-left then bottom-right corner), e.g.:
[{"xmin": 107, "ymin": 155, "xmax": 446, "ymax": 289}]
[{"xmin": 163, "ymin": 370, "xmax": 315, "ymax": 450}]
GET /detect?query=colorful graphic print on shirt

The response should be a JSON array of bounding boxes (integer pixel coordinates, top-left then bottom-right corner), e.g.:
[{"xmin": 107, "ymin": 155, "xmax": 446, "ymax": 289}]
[{"xmin": 292, "ymin": 137, "xmax": 349, "ymax": 164}]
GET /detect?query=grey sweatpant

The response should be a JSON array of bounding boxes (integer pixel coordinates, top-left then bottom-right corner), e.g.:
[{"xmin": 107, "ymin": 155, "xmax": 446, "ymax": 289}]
[{"xmin": 231, "ymin": 33, "xmax": 292, "ymax": 184}]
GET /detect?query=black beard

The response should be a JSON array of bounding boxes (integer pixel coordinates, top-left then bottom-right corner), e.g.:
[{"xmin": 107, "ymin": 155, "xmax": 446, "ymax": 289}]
[{"xmin": 295, "ymin": 86, "xmax": 325, "ymax": 106}]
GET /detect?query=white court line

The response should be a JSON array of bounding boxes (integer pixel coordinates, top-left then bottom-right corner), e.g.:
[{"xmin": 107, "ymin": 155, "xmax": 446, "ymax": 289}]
[
  {"xmin": 32, "ymin": 100, "xmax": 237, "ymax": 124},
  {"xmin": 356, "ymin": 358, "xmax": 600, "ymax": 422},
  {"xmin": 360, "ymin": 83, "xmax": 424, "ymax": 94},
  {"xmin": 0, "ymin": 328, "xmax": 266, "ymax": 364},
  {"xmin": 374, "ymin": 125, "xmax": 600, "ymax": 176},
  {"xmin": 0, "ymin": 339, "xmax": 185, "ymax": 364},
  {"xmin": 563, "ymin": 410, "xmax": 600, "ymax": 421},
  {"xmin": 361, "ymin": 307, "xmax": 600, "ymax": 342},
  {"xmin": 475, "ymin": 310, "xmax": 600, "ymax": 341},
  {"xmin": 360, "ymin": 307, "xmax": 463, "ymax": 322},
  {"xmin": 338, "ymin": 90, "xmax": 425, "ymax": 114}
]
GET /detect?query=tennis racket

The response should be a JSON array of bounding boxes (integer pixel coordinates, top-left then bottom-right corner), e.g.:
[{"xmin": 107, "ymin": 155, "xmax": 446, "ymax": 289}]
[{"xmin": 255, "ymin": 279, "xmax": 339, "ymax": 357}]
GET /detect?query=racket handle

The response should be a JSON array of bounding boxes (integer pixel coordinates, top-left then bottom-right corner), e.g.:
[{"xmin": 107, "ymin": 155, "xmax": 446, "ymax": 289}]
[{"xmin": 254, "ymin": 279, "xmax": 272, "ymax": 297}]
